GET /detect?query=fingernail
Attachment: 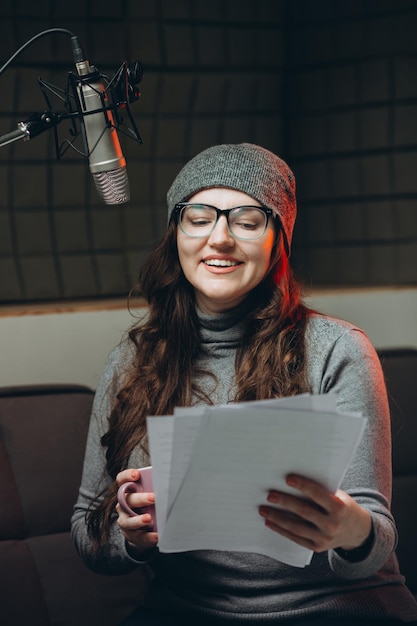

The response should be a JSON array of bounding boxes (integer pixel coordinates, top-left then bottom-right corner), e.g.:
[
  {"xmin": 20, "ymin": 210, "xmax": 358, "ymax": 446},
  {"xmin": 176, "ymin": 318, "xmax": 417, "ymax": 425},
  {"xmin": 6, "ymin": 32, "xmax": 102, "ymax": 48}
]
[{"xmin": 267, "ymin": 493, "xmax": 280, "ymax": 504}]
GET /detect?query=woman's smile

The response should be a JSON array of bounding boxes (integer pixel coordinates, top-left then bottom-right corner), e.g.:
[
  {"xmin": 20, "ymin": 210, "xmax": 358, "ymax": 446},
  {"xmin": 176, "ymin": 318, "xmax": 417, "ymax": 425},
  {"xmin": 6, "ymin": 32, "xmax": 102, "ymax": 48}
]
[{"xmin": 202, "ymin": 255, "xmax": 243, "ymax": 271}]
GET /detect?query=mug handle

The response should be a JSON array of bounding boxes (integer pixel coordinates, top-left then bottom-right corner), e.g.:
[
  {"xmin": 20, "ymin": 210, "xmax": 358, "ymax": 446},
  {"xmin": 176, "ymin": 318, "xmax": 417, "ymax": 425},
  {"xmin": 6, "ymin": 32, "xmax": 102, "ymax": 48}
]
[{"xmin": 117, "ymin": 480, "xmax": 157, "ymax": 531}]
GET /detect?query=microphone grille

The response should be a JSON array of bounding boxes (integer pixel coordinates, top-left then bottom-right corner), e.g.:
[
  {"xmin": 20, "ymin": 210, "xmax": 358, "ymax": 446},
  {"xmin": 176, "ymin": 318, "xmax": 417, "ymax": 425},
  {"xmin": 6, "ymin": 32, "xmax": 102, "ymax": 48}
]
[{"xmin": 92, "ymin": 168, "xmax": 130, "ymax": 205}]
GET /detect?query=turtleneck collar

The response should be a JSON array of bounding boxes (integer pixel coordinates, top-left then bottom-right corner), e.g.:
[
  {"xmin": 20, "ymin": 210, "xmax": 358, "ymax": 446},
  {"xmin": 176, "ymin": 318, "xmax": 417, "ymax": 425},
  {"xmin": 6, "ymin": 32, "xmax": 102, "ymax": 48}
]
[{"xmin": 196, "ymin": 296, "xmax": 257, "ymax": 332}]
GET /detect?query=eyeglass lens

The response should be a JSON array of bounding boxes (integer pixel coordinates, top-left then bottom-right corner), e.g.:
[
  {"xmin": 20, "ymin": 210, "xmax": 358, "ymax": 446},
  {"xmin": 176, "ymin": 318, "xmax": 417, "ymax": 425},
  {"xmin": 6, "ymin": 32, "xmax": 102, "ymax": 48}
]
[{"xmin": 179, "ymin": 204, "xmax": 268, "ymax": 240}]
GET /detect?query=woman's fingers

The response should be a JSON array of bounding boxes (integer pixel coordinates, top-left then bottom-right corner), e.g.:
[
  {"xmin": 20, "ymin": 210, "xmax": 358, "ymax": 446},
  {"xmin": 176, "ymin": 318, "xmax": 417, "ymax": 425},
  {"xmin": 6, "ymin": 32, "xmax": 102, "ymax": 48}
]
[
  {"xmin": 116, "ymin": 504, "xmax": 158, "ymax": 549},
  {"xmin": 258, "ymin": 474, "xmax": 372, "ymax": 553},
  {"xmin": 116, "ymin": 468, "xmax": 140, "ymax": 485}
]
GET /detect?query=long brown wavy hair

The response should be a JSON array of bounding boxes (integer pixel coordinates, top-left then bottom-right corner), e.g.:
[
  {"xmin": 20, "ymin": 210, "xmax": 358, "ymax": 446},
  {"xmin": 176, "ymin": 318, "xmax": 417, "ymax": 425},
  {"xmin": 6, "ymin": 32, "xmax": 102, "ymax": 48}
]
[{"xmin": 87, "ymin": 219, "xmax": 312, "ymax": 545}]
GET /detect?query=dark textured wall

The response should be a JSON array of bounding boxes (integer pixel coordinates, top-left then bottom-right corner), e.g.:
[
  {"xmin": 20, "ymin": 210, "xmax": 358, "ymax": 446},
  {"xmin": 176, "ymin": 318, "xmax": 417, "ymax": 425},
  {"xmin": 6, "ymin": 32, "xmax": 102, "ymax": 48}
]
[
  {"xmin": 287, "ymin": 1, "xmax": 417, "ymax": 288},
  {"xmin": 0, "ymin": 1, "xmax": 416, "ymax": 304}
]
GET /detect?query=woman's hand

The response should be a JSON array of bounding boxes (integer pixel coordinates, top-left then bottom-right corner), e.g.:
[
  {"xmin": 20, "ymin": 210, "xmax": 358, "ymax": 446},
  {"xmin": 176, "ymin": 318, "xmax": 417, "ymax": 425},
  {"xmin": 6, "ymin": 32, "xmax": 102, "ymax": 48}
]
[
  {"xmin": 115, "ymin": 469, "xmax": 158, "ymax": 556},
  {"xmin": 259, "ymin": 474, "xmax": 372, "ymax": 554}
]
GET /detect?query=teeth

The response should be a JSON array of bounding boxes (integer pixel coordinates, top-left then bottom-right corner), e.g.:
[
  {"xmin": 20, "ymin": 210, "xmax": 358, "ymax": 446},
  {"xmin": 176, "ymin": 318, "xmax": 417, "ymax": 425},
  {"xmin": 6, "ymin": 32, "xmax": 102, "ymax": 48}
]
[{"xmin": 204, "ymin": 259, "xmax": 239, "ymax": 267}]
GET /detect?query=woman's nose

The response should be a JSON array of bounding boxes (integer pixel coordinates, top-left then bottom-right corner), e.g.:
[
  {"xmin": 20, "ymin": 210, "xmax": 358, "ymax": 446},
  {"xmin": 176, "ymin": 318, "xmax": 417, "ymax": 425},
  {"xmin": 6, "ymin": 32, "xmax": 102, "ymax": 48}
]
[{"xmin": 207, "ymin": 214, "xmax": 234, "ymax": 246}]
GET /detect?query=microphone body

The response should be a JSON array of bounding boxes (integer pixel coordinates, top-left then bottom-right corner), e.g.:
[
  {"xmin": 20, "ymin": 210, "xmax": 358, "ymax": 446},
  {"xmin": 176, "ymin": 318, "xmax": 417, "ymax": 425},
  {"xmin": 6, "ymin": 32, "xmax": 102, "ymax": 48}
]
[{"xmin": 75, "ymin": 59, "xmax": 130, "ymax": 204}]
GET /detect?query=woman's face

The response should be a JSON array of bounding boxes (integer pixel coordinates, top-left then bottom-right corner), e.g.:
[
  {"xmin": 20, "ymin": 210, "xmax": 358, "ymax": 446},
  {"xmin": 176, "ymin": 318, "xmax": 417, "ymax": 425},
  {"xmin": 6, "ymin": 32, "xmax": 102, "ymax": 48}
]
[{"xmin": 176, "ymin": 188, "xmax": 276, "ymax": 314}]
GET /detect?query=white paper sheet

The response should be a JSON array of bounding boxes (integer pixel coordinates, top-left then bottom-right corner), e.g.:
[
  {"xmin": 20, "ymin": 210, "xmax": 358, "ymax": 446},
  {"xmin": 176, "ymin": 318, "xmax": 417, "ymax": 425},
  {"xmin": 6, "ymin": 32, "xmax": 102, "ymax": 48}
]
[{"xmin": 146, "ymin": 395, "xmax": 366, "ymax": 567}]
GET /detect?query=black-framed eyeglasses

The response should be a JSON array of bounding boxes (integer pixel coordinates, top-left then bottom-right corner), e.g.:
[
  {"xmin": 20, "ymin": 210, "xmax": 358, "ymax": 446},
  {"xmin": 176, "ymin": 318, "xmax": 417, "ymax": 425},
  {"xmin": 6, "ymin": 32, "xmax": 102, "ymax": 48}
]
[{"xmin": 172, "ymin": 203, "xmax": 277, "ymax": 240}]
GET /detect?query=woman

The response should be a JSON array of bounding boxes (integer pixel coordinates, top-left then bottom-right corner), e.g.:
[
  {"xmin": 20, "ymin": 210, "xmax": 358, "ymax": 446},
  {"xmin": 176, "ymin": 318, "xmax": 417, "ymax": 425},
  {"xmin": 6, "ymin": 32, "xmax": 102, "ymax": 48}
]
[{"xmin": 71, "ymin": 143, "xmax": 417, "ymax": 625}]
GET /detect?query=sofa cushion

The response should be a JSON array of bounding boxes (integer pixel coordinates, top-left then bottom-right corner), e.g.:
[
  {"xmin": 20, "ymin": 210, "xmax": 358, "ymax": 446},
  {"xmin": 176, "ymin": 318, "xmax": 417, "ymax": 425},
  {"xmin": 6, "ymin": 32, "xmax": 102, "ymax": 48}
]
[{"xmin": 0, "ymin": 385, "xmax": 93, "ymax": 538}]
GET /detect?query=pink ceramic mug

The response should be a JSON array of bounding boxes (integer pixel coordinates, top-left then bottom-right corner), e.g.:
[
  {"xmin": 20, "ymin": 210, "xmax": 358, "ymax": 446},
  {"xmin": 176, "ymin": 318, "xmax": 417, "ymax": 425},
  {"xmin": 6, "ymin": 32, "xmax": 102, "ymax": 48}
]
[{"xmin": 117, "ymin": 466, "xmax": 157, "ymax": 531}]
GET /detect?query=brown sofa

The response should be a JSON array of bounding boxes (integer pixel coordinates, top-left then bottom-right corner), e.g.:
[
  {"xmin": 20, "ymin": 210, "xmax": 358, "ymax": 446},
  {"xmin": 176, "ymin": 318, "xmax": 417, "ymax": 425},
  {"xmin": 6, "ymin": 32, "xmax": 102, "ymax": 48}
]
[
  {"xmin": 378, "ymin": 348, "xmax": 417, "ymax": 597},
  {"xmin": 0, "ymin": 349, "xmax": 416, "ymax": 625},
  {"xmin": 0, "ymin": 384, "xmax": 148, "ymax": 626}
]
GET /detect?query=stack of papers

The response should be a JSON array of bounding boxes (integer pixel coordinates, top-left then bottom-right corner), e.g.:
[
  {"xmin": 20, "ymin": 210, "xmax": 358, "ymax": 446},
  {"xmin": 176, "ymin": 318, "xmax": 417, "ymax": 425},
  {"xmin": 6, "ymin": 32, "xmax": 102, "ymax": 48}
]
[{"xmin": 146, "ymin": 393, "xmax": 366, "ymax": 567}]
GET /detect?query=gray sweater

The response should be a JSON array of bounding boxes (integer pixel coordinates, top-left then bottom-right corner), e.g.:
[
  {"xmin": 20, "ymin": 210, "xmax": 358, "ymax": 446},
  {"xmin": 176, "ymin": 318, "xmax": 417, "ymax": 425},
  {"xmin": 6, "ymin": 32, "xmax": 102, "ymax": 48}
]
[{"xmin": 71, "ymin": 305, "xmax": 417, "ymax": 621}]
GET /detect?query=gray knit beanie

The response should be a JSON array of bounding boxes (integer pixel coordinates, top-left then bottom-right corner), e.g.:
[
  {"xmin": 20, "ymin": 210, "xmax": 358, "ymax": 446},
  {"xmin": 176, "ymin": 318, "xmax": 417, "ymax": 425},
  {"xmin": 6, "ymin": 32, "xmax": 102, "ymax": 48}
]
[{"xmin": 166, "ymin": 143, "xmax": 297, "ymax": 253}]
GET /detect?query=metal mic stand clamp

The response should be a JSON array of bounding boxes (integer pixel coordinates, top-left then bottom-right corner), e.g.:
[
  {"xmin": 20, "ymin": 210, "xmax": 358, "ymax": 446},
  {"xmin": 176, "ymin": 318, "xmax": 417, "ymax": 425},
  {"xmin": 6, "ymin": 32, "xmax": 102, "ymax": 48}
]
[{"xmin": 0, "ymin": 111, "xmax": 62, "ymax": 147}]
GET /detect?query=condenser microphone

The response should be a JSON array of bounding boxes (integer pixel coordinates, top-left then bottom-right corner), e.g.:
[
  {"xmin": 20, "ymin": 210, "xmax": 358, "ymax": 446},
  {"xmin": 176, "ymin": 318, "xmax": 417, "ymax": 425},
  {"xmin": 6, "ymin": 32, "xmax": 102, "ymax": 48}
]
[{"xmin": 71, "ymin": 36, "xmax": 130, "ymax": 204}]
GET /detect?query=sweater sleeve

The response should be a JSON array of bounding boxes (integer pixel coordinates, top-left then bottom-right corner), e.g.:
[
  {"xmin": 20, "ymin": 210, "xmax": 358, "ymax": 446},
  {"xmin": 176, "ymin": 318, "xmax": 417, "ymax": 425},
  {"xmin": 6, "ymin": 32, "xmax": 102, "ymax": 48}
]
[
  {"xmin": 306, "ymin": 315, "xmax": 397, "ymax": 579},
  {"xmin": 70, "ymin": 341, "xmax": 150, "ymax": 575}
]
